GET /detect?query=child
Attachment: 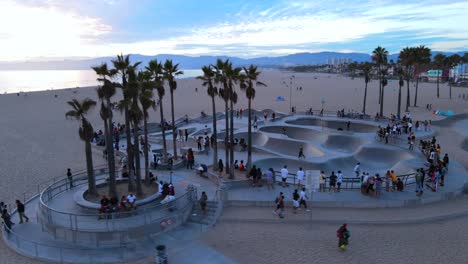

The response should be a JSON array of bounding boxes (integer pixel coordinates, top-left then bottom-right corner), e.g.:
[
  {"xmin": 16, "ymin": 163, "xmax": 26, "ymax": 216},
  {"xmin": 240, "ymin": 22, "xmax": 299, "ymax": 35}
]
[{"xmin": 337, "ymin": 224, "xmax": 350, "ymax": 250}]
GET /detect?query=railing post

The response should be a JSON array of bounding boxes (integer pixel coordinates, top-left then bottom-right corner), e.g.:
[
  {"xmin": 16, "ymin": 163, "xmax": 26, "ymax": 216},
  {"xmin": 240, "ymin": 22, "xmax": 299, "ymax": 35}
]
[{"xmin": 34, "ymin": 243, "xmax": 39, "ymax": 257}]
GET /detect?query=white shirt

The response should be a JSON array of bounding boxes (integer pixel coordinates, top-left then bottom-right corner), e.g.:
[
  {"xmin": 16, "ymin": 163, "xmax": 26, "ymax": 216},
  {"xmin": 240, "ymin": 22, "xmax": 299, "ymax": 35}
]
[
  {"xmin": 354, "ymin": 165, "xmax": 360, "ymax": 173},
  {"xmin": 158, "ymin": 183, "xmax": 163, "ymax": 194},
  {"xmin": 127, "ymin": 194, "xmax": 136, "ymax": 203},
  {"xmin": 281, "ymin": 168, "xmax": 289, "ymax": 179},
  {"xmin": 299, "ymin": 190, "xmax": 307, "ymax": 200},
  {"xmin": 297, "ymin": 170, "xmax": 305, "ymax": 181},
  {"xmin": 337, "ymin": 173, "xmax": 343, "ymax": 183}
]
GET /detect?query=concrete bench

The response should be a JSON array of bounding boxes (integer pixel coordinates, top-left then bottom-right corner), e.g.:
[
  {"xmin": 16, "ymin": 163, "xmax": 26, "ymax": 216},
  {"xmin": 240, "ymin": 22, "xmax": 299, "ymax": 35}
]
[{"xmin": 74, "ymin": 178, "xmax": 162, "ymax": 210}]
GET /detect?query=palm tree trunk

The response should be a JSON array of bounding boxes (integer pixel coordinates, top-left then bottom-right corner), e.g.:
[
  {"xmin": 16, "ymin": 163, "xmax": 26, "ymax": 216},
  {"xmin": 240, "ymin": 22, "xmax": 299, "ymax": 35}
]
[
  {"xmin": 170, "ymin": 90, "xmax": 177, "ymax": 159},
  {"xmin": 247, "ymin": 98, "xmax": 252, "ymax": 171},
  {"xmin": 405, "ymin": 78, "xmax": 410, "ymax": 112},
  {"xmin": 397, "ymin": 84, "xmax": 402, "ymax": 118},
  {"xmin": 106, "ymin": 100, "xmax": 117, "ymax": 198},
  {"xmin": 380, "ymin": 85, "xmax": 384, "ymax": 117},
  {"xmin": 124, "ymin": 107, "xmax": 136, "ymax": 193},
  {"xmin": 414, "ymin": 76, "xmax": 419, "ymax": 107},
  {"xmin": 436, "ymin": 73, "xmax": 440, "ymax": 98},
  {"xmin": 378, "ymin": 78, "xmax": 382, "ymax": 105},
  {"xmin": 211, "ymin": 96, "xmax": 218, "ymax": 170},
  {"xmin": 224, "ymin": 100, "xmax": 229, "ymax": 177},
  {"xmin": 133, "ymin": 120, "xmax": 142, "ymax": 196},
  {"xmin": 449, "ymin": 79, "xmax": 452, "ymax": 99},
  {"xmin": 158, "ymin": 98, "xmax": 168, "ymax": 163},
  {"xmin": 144, "ymin": 113, "xmax": 150, "ymax": 185},
  {"xmin": 229, "ymin": 100, "xmax": 235, "ymax": 179},
  {"xmin": 85, "ymin": 140, "xmax": 97, "ymax": 196},
  {"xmin": 362, "ymin": 81, "xmax": 368, "ymax": 114}
]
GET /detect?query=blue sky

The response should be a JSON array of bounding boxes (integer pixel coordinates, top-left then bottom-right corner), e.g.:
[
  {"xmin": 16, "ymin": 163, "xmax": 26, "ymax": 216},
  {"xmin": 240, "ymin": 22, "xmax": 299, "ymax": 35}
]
[{"xmin": 0, "ymin": 0, "xmax": 467, "ymax": 61}]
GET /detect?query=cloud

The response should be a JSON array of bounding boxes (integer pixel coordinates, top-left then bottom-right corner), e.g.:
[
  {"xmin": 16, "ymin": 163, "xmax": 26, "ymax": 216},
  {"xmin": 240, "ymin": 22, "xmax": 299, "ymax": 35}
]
[
  {"xmin": 0, "ymin": 1, "xmax": 112, "ymax": 60},
  {"xmin": 1, "ymin": 0, "xmax": 468, "ymax": 60}
]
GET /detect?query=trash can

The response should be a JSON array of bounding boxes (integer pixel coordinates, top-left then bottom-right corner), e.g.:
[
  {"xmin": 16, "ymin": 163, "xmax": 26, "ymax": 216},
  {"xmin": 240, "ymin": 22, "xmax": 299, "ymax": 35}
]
[{"xmin": 156, "ymin": 245, "xmax": 168, "ymax": 264}]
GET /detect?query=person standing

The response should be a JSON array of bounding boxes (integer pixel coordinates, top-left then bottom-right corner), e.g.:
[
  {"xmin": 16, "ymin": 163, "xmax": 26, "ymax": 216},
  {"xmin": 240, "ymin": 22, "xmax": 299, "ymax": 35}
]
[
  {"xmin": 218, "ymin": 159, "xmax": 224, "ymax": 177},
  {"xmin": 281, "ymin": 165, "xmax": 289, "ymax": 187},
  {"xmin": 415, "ymin": 169, "xmax": 424, "ymax": 195},
  {"xmin": 184, "ymin": 129, "xmax": 189, "ymax": 142},
  {"xmin": 292, "ymin": 189, "xmax": 300, "ymax": 214},
  {"xmin": 16, "ymin": 200, "xmax": 29, "ymax": 223},
  {"xmin": 266, "ymin": 168, "xmax": 275, "ymax": 190},
  {"xmin": 298, "ymin": 145, "xmax": 306, "ymax": 160},
  {"xmin": 443, "ymin": 153, "xmax": 449, "ymax": 171},
  {"xmin": 67, "ymin": 168, "xmax": 73, "ymax": 189},
  {"xmin": 1, "ymin": 207, "xmax": 13, "ymax": 232},
  {"xmin": 385, "ymin": 170, "xmax": 391, "ymax": 192},
  {"xmin": 391, "ymin": 170, "xmax": 397, "ymax": 191},
  {"xmin": 200, "ymin": 192, "xmax": 208, "ymax": 216},
  {"xmin": 299, "ymin": 188, "xmax": 310, "ymax": 211},
  {"xmin": 336, "ymin": 170, "xmax": 343, "ymax": 192},
  {"xmin": 329, "ymin": 171, "xmax": 337, "ymax": 192},
  {"xmin": 296, "ymin": 167, "xmax": 305, "ymax": 188},
  {"xmin": 319, "ymin": 171, "xmax": 326, "ymax": 192}
]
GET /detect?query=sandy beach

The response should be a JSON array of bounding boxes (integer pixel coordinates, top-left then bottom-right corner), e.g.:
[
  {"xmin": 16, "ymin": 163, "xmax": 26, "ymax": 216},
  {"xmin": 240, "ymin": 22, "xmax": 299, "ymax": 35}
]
[{"xmin": 0, "ymin": 70, "xmax": 467, "ymax": 263}]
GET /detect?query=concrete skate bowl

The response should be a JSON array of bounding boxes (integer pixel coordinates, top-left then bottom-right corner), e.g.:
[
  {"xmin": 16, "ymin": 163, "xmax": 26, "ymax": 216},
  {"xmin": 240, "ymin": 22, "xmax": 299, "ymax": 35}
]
[
  {"xmin": 286, "ymin": 118, "xmax": 377, "ymax": 133},
  {"xmin": 224, "ymin": 131, "xmax": 324, "ymax": 158},
  {"xmin": 259, "ymin": 126, "xmax": 327, "ymax": 142},
  {"xmin": 354, "ymin": 146, "xmax": 415, "ymax": 166},
  {"xmin": 462, "ymin": 138, "xmax": 468, "ymax": 152},
  {"xmin": 322, "ymin": 134, "xmax": 367, "ymax": 153}
]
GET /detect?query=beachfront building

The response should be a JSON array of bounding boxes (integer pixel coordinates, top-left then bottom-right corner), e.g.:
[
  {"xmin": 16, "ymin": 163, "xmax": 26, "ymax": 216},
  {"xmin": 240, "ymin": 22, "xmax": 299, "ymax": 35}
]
[
  {"xmin": 421, "ymin": 69, "xmax": 443, "ymax": 82},
  {"xmin": 450, "ymin": 64, "xmax": 468, "ymax": 81}
]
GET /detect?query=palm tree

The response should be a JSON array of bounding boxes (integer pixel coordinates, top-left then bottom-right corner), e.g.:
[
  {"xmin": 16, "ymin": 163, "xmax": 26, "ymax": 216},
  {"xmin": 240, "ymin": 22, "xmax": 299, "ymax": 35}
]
[
  {"xmin": 397, "ymin": 67, "xmax": 405, "ymax": 118},
  {"xmin": 360, "ymin": 62, "xmax": 372, "ymax": 114},
  {"xmin": 399, "ymin": 47, "xmax": 414, "ymax": 112},
  {"xmin": 213, "ymin": 59, "xmax": 230, "ymax": 176},
  {"xmin": 65, "ymin": 98, "xmax": 97, "ymax": 196},
  {"xmin": 372, "ymin": 46, "xmax": 389, "ymax": 106},
  {"xmin": 412, "ymin": 45, "xmax": 432, "ymax": 107},
  {"xmin": 112, "ymin": 54, "xmax": 141, "ymax": 193},
  {"xmin": 162, "ymin": 60, "xmax": 184, "ymax": 160},
  {"xmin": 127, "ymin": 69, "xmax": 144, "ymax": 195},
  {"xmin": 92, "ymin": 63, "xmax": 118, "ymax": 198},
  {"xmin": 445, "ymin": 54, "xmax": 461, "ymax": 99},
  {"xmin": 146, "ymin": 60, "xmax": 168, "ymax": 163},
  {"xmin": 138, "ymin": 71, "xmax": 157, "ymax": 185},
  {"xmin": 433, "ymin": 53, "xmax": 446, "ymax": 98},
  {"xmin": 197, "ymin": 66, "xmax": 219, "ymax": 170},
  {"xmin": 241, "ymin": 65, "xmax": 266, "ymax": 171},
  {"xmin": 379, "ymin": 69, "xmax": 388, "ymax": 117},
  {"xmin": 227, "ymin": 62, "xmax": 242, "ymax": 178},
  {"xmin": 347, "ymin": 62, "xmax": 358, "ymax": 78}
]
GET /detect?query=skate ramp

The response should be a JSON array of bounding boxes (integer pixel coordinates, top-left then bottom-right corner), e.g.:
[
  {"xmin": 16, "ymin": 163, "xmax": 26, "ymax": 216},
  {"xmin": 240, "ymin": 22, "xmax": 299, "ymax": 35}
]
[
  {"xmin": 354, "ymin": 146, "xmax": 414, "ymax": 165},
  {"xmin": 323, "ymin": 134, "xmax": 366, "ymax": 153},
  {"xmin": 259, "ymin": 126, "xmax": 327, "ymax": 142},
  {"xmin": 462, "ymin": 138, "xmax": 468, "ymax": 152},
  {"xmin": 286, "ymin": 118, "xmax": 377, "ymax": 133},
  {"xmin": 261, "ymin": 137, "xmax": 324, "ymax": 157}
]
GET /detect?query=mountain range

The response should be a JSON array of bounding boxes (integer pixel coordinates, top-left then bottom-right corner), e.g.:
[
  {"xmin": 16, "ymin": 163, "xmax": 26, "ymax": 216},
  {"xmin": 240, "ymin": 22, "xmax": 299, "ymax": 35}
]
[{"xmin": 0, "ymin": 51, "xmax": 466, "ymax": 70}]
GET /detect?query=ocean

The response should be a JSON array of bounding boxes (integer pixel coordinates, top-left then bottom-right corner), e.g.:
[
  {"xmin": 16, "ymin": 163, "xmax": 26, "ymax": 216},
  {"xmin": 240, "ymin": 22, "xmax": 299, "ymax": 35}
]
[{"xmin": 0, "ymin": 69, "xmax": 202, "ymax": 94}]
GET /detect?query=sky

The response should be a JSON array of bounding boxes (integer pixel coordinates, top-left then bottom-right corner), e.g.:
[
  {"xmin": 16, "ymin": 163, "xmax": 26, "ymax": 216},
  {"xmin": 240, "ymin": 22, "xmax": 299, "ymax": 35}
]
[{"xmin": 0, "ymin": 0, "xmax": 467, "ymax": 61}]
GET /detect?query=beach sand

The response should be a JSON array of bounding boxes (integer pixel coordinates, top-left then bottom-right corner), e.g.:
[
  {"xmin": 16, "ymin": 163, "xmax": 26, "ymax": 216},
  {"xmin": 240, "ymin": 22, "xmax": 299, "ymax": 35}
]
[{"xmin": 0, "ymin": 70, "xmax": 467, "ymax": 263}]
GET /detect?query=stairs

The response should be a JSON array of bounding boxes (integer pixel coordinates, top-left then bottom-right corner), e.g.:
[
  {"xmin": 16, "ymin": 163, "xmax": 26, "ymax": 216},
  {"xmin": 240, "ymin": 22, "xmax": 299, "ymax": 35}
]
[{"xmin": 188, "ymin": 200, "xmax": 219, "ymax": 225}]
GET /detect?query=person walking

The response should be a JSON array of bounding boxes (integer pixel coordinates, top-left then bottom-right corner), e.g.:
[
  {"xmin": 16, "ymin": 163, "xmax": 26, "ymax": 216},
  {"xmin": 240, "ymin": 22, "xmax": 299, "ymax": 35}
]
[
  {"xmin": 337, "ymin": 224, "xmax": 350, "ymax": 250},
  {"xmin": 200, "ymin": 191, "xmax": 208, "ymax": 216},
  {"xmin": 374, "ymin": 174, "xmax": 382, "ymax": 197},
  {"xmin": 391, "ymin": 170, "xmax": 397, "ymax": 191},
  {"xmin": 273, "ymin": 192, "xmax": 285, "ymax": 218},
  {"xmin": 218, "ymin": 159, "xmax": 224, "ymax": 177},
  {"xmin": 296, "ymin": 167, "xmax": 305, "ymax": 188},
  {"xmin": 1, "ymin": 207, "xmax": 14, "ymax": 233},
  {"xmin": 354, "ymin": 162, "xmax": 361, "ymax": 178},
  {"xmin": 281, "ymin": 165, "xmax": 289, "ymax": 187},
  {"xmin": 292, "ymin": 189, "xmax": 300, "ymax": 214},
  {"xmin": 67, "ymin": 168, "xmax": 73, "ymax": 189},
  {"xmin": 298, "ymin": 145, "xmax": 306, "ymax": 159},
  {"xmin": 186, "ymin": 148, "xmax": 194, "ymax": 170},
  {"xmin": 299, "ymin": 188, "xmax": 310, "ymax": 211},
  {"xmin": 16, "ymin": 200, "xmax": 29, "ymax": 223},
  {"xmin": 385, "ymin": 170, "xmax": 391, "ymax": 192},
  {"xmin": 415, "ymin": 169, "xmax": 424, "ymax": 195}
]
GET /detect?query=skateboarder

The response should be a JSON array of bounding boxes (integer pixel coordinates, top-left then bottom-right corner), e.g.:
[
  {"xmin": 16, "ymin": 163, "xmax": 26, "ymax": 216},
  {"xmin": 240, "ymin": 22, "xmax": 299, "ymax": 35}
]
[
  {"xmin": 298, "ymin": 145, "xmax": 306, "ymax": 159},
  {"xmin": 337, "ymin": 224, "xmax": 350, "ymax": 250}
]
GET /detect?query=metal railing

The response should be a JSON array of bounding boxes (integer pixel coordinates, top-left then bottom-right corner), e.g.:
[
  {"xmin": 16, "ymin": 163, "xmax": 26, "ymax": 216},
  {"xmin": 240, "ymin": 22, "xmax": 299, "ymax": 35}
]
[
  {"xmin": 270, "ymin": 171, "xmax": 417, "ymax": 190},
  {"xmin": 38, "ymin": 170, "xmax": 196, "ymax": 232}
]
